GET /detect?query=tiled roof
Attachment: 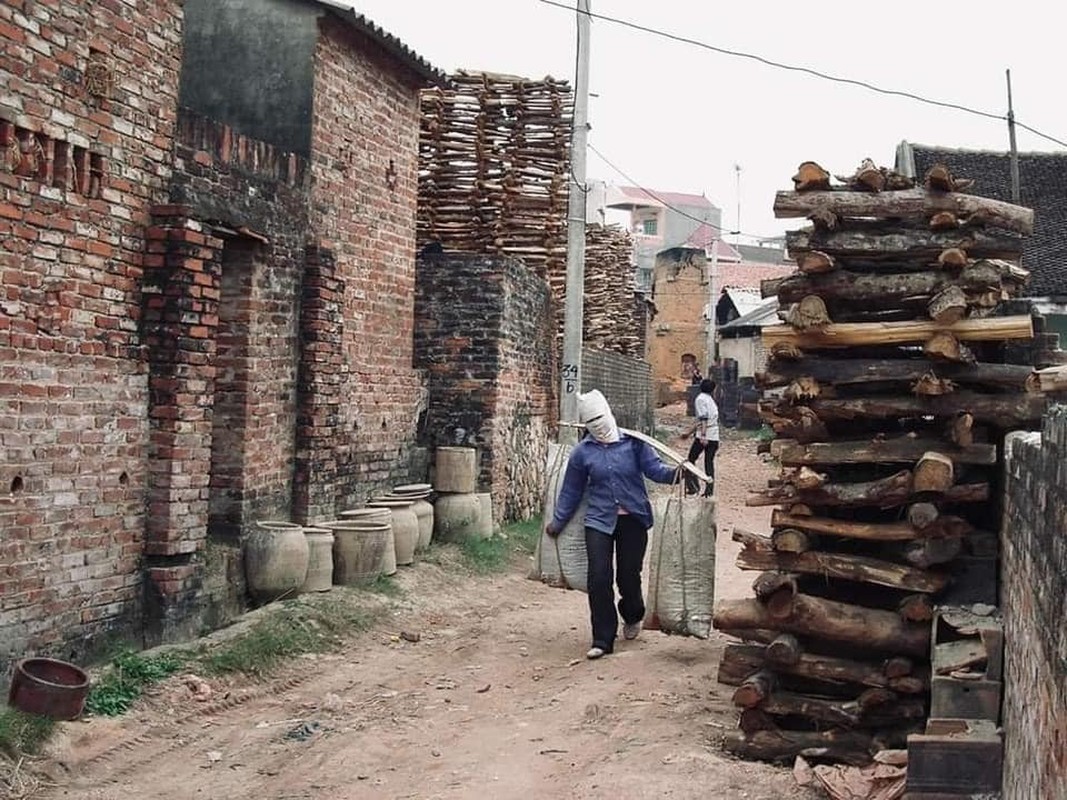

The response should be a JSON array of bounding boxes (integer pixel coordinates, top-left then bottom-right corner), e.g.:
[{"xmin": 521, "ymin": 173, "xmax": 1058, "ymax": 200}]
[
  {"xmin": 715, "ymin": 261, "xmax": 795, "ymax": 292},
  {"xmin": 736, "ymin": 243, "xmax": 789, "ymax": 264},
  {"xmin": 684, "ymin": 226, "xmax": 743, "ymax": 259},
  {"xmin": 617, "ymin": 185, "xmax": 717, "ymax": 210},
  {"xmin": 310, "ymin": 0, "xmax": 444, "ymax": 83},
  {"xmin": 901, "ymin": 142, "xmax": 1067, "ymax": 297}
]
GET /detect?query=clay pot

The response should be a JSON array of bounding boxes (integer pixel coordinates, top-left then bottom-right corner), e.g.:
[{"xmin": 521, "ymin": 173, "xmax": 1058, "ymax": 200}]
[
  {"xmin": 368, "ymin": 499, "xmax": 418, "ymax": 566},
  {"xmin": 339, "ymin": 508, "xmax": 396, "ymax": 575},
  {"xmin": 433, "ymin": 493, "xmax": 481, "ymax": 542},
  {"xmin": 246, "ymin": 522, "xmax": 309, "ymax": 602},
  {"xmin": 8, "ymin": 658, "xmax": 89, "ymax": 721},
  {"xmin": 434, "ymin": 447, "xmax": 477, "ymax": 494},
  {"xmin": 387, "ymin": 489, "xmax": 434, "ymax": 551},
  {"xmin": 300, "ymin": 527, "xmax": 335, "ymax": 593},
  {"xmin": 320, "ymin": 521, "xmax": 388, "ymax": 585}
]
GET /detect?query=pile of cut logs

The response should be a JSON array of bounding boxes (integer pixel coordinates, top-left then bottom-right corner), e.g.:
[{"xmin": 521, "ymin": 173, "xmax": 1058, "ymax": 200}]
[
  {"xmin": 582, "ymin": 223, "xmax": 646, "ymax": 356},
  {"xmin": 712, "ymin": 158, "xmax": 1067, "ymax": 765},
  {"xmin": 418, "ymin": 71, "xmax": 573, "ymax": 280}
]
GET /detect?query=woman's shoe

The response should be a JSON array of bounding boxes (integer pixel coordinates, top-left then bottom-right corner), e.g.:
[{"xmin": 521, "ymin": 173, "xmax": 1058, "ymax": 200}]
[{"xmin": 586, "ymin": 647, "xmax": 606, "ymax": 659}]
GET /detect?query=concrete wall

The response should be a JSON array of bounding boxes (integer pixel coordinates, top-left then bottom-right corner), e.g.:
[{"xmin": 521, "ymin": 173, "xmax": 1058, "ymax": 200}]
[
  {"xmin": 582, "ymin": 350, "xmax": 653, "ymax": 434},
  {"xmin": 1001, "ymin": 408, "xmax": 1067, "ymax": 799},
  {"xmin": 0, "ymin": 0, "xmax": 185, "ymax": 675},
  {"xmin": 719, "ymin": 333, "xmax": 768, "ymax": 379},
  {"xmin": 179, "ymin": 0, "xmax": 318, "ymax": 155}
]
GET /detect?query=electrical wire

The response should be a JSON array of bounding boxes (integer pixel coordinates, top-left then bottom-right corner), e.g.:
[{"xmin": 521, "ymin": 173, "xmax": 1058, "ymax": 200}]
[
  {"xmin": 539, "ymin": 0, "xmax": 1067, "ymax": 151},
  {"xmin": 588, "ymin": 141, "xmax": 781, "ymax": 244}
]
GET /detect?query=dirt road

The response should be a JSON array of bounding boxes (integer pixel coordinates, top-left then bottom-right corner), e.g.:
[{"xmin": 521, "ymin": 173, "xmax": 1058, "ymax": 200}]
[{"xmin": 35, "ymin": 435, "xmax": 814, "ymax": 800}]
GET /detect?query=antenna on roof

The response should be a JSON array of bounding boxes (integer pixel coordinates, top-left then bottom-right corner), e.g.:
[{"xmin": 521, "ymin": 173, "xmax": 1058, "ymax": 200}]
[{"xmin": 1006, "ymin": 69, "xmax": 1021, "ymax": 205}]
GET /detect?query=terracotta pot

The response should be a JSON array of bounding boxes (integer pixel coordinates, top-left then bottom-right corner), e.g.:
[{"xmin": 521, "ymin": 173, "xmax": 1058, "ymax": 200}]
[
  {"xmin": 320, "ymin": 521, "xmax": 389, "ymax": 585},
  {"xmin": 300, "ymin": 528, "xmax": 335, "ymax": 593},
  {"xmin": 368, "ymin": 500, "xmax": 418, "ymax": 566},
  {"xmin": 434, "ymin": 447, "xmax": 477, "ymax": 493},
  {"xmin": 433, "ymin": 493, "xmax": 481, "ymax": 542},
  {"xmin": 385, "ymin": 491, "xmax": 434, "ymax": 551},
  {"xmin": 246, "ymin": 523, "xmax": 309, "ymax": 602},
  {"xmin": 338, "ymin": 509, "xmax": 396, "ymax": 575},
  {"xmin": 8, "ymin": 658, "xmax": 89, "ymax": 721}
]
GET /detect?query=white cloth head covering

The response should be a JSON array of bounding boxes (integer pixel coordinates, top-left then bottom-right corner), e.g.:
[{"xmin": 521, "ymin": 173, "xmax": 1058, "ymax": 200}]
[{"xmin": 577, "ymin": 389, "xmax": 620, "ymax": 444}]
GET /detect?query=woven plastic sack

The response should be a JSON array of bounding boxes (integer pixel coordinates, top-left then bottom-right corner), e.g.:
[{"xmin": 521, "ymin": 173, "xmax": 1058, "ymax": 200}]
[
  {"xmin": 644, "ymin": 488, "xmax": 716, "ymax": 637},
  {"xmin": 530, "ymin": 443, "xmax": 589, "ymax": 592}
]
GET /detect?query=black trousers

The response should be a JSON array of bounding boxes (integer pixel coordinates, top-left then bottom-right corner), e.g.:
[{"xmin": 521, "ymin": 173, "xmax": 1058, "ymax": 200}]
[
  {"xmin": 585, "ymin": 515, "xmax": 648, "ymax": 652},
  {"xmin": 686, "ymin": 438, "xmax": 718, "ymax": 494}
]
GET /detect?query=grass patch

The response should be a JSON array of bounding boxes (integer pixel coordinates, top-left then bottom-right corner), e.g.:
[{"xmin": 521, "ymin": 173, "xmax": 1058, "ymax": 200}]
[
  {"xmin": 458, "ymin": 516, "xmax": 542, "ymax": 574},
  {"xmin": 0, "ymin": 709, "xmax": 55, "ymax": 758},
  {"xmin": 84, "ymin": 649, "xmax": 187, "ymax": 717},
  {"xmin": 201, "ymin": 595, "xmax": 371, "ymax": 679},
  {"xmin": 364, "ymin": 574, "xmax": 404, "ymax": 597}
]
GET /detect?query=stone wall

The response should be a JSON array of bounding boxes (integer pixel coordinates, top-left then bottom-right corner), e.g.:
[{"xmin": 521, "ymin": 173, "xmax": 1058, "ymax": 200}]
[
  {"xmin": 414, "ymin": 254, "xmax": 555, "ymax": 524},
  {"xmin": 581, "ymin": 350, "xmax": 654, "ymax": 434},
  {"xmin": 1001, "ymin": 407, "xmax": 1067, "ymax": 799},
  {"xmin": 0, "ymin": 0, "xmax": 184, "ymax": 676}
]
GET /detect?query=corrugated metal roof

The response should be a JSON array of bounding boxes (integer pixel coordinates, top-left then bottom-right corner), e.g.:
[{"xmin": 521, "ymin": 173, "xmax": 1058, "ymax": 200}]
[
  {"xmin": 725, "ymin": 287, "xmax": 765, "ymax": 319},
  {"xmin": 720, "ymin": 296, "xmax": 779, "ymax": 331},
  {"xmin": 308, "ymin": 0, "xmax": 444, "ymax": 83}
]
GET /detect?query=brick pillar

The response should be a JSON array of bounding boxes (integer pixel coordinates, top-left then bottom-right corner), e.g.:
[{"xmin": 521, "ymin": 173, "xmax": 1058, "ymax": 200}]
[
  {"xmin": 292, "ymin": 244, "xmax": 344, "ymax": 523},
  {"xmin": 141, "ymin": 205, "xmax": 223, "ymax": 644}
]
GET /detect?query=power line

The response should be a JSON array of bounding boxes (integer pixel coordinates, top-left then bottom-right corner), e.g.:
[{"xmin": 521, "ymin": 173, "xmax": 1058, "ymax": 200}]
[
  {"xmin": 538, "ymin": 0, "xmax": 1067, "ymax": 151},
  {"xmin": 587, "ymin": 141, "xmax": 779, "ymax": 243}
]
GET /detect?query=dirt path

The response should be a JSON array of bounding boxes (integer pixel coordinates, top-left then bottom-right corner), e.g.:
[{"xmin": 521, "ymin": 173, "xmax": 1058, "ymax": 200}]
[{"xmin": 34, "ymin": 434, "xmax": 814, "ymax": 800}]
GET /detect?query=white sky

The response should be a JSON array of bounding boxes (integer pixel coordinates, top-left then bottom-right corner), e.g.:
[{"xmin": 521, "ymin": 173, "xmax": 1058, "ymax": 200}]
[{"xmin": 350, "ymin": 0, "xmax": 1065, "ymax": 242}]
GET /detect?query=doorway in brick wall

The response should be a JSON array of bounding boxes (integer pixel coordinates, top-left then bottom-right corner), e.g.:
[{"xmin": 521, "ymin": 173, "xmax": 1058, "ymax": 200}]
[{"xmin": 207, "ymin": 237, "xmax": 259, "ymax": 542}]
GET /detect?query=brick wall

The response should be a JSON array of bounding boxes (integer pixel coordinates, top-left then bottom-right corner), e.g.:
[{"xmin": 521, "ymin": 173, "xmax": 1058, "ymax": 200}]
[
  {"xmin": 0, "ymin": 0, "xmax": 184, "ymax": 675},
  {"xmin": 648, "ymin": 249, "xmax": 709, "ymax": 394},
  {"xmin": 414, "ymin": 254, "xmax": 555, "ymax": 523},
  {"xmin": 1002, "ymin": 408, "xmax": 1067, "ymax": 799},
  {"xmin": 581, "ymin": 350, "xmax": 654, "ymax": 434},
  {"xmin": 301, "ymin": 16, "xmax": 427, "ymax": 520}
]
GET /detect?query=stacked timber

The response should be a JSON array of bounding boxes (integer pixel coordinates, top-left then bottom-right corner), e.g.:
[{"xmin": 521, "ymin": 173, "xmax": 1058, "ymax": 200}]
[
  {"xmin": 583, "ymin": 223, "xmax": 645, "ymax": 356},
  {"xmin": 418, "ymin": 71, "xmax": 573, "ymax": 279},
  {"xmin": 712, "ymin": 158, "xmax": 1067, "ymax": 766}
]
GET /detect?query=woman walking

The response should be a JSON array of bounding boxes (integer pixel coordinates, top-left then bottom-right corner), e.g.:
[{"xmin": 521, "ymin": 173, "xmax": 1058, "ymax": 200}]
[{"xmin": 546, "ymin": 390, "xmax": 682, "ymax": 659}]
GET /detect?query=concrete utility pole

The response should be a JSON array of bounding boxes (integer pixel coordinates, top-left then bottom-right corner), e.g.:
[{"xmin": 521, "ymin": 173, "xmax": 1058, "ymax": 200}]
[
  {"xmin": 1006, "ymin": 69, "xmax": 1021, "ymax": 205},
  {"xmin": 705, "ymin": 241, "xmax": 719, "ymax": 372},
  {"xmin": 559, "ymin": 0, "xmax": 591, "ymax": 442}
]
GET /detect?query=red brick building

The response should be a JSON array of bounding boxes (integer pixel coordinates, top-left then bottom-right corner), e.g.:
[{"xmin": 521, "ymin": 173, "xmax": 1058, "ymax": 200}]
[{"xmin": 1, "ymin": 0, "xmax": 441, "ymax": 673}]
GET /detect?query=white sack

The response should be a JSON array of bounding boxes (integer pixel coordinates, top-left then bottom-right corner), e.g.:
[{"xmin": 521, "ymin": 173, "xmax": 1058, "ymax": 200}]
[
  {"xmin": 644, "ymin": 492, "xmax": 716, "ymax": 638},
  {"xmin": 530, "ymin": 442, "xmax": 588, "ymax": 592}
]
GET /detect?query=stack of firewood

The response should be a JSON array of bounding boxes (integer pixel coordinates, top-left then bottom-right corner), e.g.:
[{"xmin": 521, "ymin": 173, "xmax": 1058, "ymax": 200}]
[
  {"xmin": 712, "ymin": 158, "xmax": 1066, "ymax": 766},
  {"xmin": 582, "ymin": 223, "xmax": 645, "ymax": 356},
  {"xmin": 417, "ymin": 70, "xmax": 573, "ymax": 280}
]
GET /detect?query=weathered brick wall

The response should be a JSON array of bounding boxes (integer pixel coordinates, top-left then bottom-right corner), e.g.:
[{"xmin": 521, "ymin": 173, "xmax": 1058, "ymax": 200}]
[
  {"xmin": 414, "ymin": 254, "xmax": 555, "ymax": 523},
  {"xmin": 0, "ymin": 1, "xmax": 183, "ymax": 675},
  {"xmin": 137, "ymin": 111, "xmax": 311, "ymax": 641},
  {"xmin": 1002, "ymin": 409, "xmax": 1067, "ymax": 800},
  {"xmin": 302, "ymin": 17, "xmax": 427, "ymax": 519},
  {"xmin": 581, "ymin": 350, "xmax": 654, "ymax": 434}
]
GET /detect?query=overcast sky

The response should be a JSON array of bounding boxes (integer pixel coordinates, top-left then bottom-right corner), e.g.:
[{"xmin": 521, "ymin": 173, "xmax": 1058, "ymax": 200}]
[{"xmin": 350, "ymin": 0, "xmax": 1065, "ymax": 243}]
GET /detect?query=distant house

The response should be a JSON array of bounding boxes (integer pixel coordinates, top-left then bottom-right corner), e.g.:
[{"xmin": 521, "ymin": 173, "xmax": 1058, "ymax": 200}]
[
  {"xmin": 718, "ymin": 296, "xmax": 780, "ymax": 379},
  {"xmin": 896, "ymin": 141, "xmax": 1067, "ymax": 339},
  {"xmin": 586, "ymin": 180, "xmax": 722, "ymax": 291}
]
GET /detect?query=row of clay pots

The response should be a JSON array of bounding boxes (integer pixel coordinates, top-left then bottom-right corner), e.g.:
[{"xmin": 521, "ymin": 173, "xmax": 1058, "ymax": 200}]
[{"xmin": 245, "ymin": 484, "xmax": 437, "ymax": 602}]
